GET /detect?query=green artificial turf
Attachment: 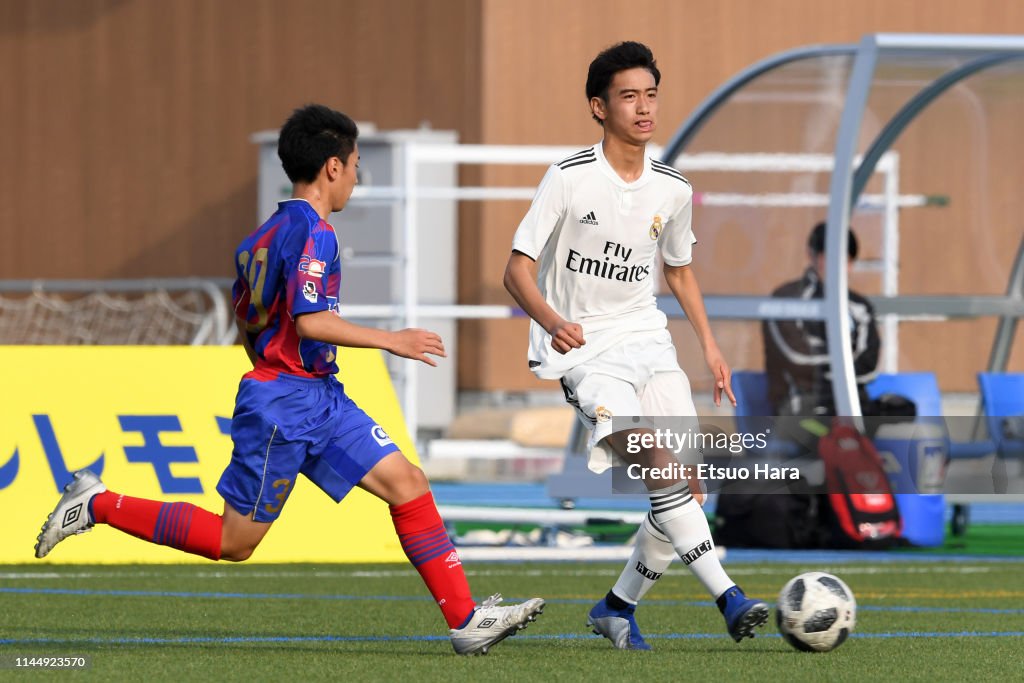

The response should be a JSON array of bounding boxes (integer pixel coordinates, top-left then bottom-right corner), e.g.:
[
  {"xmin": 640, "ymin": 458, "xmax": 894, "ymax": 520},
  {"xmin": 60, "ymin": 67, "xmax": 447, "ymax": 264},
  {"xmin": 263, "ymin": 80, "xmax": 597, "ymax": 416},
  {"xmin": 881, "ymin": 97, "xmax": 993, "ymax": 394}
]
[{"xmin": 2, "ymin": 560, "xmax": 1022, "ymax": 681}]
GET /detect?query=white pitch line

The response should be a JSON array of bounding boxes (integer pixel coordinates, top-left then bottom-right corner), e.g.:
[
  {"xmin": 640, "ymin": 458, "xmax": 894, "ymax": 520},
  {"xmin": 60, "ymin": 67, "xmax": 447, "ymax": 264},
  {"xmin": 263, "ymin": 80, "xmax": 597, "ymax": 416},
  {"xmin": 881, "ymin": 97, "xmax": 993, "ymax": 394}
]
[{"xmin": 716, "ymin": 566, "xmax": 998, "ymax": 576}]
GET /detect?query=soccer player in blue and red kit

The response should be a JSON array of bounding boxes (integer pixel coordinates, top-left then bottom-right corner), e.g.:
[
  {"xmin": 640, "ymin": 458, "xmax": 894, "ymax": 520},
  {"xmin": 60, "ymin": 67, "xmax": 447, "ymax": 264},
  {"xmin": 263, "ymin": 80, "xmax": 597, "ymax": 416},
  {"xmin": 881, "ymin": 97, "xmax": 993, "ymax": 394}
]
[{"xmin": 34, "ymin": 104, "xmax": 544, "ymax": 655}]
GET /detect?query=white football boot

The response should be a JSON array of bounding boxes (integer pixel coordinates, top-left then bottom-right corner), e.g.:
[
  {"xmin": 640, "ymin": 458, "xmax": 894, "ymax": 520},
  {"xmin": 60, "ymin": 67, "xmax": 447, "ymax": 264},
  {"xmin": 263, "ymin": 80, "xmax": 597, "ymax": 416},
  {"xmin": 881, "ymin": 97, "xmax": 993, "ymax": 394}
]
[
  {"xmin": 34, "ymin": 469, "xmax": 106, "ymax": 559},
  {"xmin": 450, "ymin": 593, "xmax": 545, "ymax": 655}
]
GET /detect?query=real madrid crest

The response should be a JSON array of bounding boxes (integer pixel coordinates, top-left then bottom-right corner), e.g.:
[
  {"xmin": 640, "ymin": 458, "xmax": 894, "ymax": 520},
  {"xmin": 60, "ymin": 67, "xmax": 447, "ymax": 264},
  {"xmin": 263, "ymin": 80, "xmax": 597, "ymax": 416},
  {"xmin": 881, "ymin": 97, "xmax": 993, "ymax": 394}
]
[{"xmin": 649, "ymin": 215, "xmax": 663, "ymax": 240}]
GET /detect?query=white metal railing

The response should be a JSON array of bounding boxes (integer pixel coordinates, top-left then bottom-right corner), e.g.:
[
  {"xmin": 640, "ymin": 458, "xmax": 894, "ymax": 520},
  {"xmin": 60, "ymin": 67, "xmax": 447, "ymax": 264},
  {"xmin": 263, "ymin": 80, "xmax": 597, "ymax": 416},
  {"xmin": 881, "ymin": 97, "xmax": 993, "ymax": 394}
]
[{"xmin": 0, "ymin": 147, "xmax": 927, "ymax": 443}]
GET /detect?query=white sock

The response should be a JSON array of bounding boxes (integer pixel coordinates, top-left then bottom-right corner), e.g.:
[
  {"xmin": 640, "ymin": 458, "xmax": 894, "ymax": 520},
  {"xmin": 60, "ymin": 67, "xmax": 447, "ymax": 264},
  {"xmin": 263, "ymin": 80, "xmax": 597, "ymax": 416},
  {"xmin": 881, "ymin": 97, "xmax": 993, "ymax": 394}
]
[
  {"xmin": 648, "ymin": 482, "xmax": 733, "ymax": 599},
  {"xmin": 610, "ymin": 513, "xmax": 676, "ymax": 604}
]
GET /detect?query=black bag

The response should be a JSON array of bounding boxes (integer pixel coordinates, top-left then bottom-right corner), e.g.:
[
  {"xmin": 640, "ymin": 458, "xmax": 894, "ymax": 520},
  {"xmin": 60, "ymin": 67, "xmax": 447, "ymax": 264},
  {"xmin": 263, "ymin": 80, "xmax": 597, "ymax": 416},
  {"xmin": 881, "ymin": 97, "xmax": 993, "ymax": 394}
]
[
  {"xmin": 713, "ymin": 480, "xmax": 825, "ymax": 549},
  {"xmin": 864, "ymin": 393, "xmax": 917, "ymax": 418},
  {"xmin": 1001, "ymin": 416, "xmax": 1024, "ymax": 440}
]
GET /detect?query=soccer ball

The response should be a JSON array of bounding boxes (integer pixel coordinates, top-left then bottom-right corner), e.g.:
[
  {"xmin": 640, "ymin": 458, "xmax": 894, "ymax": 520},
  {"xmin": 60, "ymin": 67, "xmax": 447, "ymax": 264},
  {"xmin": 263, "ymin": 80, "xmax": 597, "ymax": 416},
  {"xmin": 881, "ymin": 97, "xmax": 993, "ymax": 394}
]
[{"xmin": 776, "ymin": 572, "xmax": 857, "ymax": 652}]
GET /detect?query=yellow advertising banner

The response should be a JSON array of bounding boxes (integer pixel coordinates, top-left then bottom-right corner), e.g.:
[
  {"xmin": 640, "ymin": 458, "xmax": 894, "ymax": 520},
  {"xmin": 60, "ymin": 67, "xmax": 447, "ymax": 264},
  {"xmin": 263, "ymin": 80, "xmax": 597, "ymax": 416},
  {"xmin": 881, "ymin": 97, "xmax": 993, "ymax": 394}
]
[{"xmin": 0, "ymin": 346, "xmax": 418, "ymax": 564}]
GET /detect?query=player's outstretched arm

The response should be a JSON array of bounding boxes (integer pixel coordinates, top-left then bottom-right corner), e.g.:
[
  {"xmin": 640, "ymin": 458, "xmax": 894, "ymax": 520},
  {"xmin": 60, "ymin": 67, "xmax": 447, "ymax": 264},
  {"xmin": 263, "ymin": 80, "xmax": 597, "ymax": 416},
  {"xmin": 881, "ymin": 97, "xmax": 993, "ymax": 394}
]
[
  {"xmin": 663, "ymin": 263, "xmax": 736, "ymax": 407},
  {"xmin": 295, "ymin": 310, "xmax": 446, "ymax": 366},
  {"xmin": 503, "ymin": 251, "xmax": 585, "ymax": 354}
]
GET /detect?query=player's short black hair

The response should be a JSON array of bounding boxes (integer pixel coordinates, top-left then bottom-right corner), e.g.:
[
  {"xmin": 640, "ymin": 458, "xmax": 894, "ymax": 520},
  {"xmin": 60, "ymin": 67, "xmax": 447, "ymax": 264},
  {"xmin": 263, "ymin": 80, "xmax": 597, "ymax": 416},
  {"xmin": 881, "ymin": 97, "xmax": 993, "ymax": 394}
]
[
  {"xmin": 808, "ymin": 221, "xmax": 859, "ymax": 260},
  {"xmin": 278, "ymin": 104, "xmax": 359, "ymax": 184},
  {"xmin": 585, "ymin": 41, "xmax": 661, "ymax": 125}
]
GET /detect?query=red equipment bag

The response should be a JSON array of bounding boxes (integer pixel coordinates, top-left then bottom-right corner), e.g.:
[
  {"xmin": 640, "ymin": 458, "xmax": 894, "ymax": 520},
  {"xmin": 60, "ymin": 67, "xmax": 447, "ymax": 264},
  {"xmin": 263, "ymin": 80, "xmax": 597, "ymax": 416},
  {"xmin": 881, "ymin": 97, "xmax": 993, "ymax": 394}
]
[{"xmin": 817, "ymin": 419, "xmax": 904, "ymax": 548}]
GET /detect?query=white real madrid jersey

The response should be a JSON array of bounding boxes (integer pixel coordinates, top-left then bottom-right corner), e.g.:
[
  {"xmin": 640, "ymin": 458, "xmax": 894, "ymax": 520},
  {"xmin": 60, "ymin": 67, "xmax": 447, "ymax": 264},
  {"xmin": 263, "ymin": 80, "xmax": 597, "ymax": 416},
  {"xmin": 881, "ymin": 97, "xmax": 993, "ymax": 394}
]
[{"xmin": 511, "ymin": 142, "xmax": 696, "ymax": 379}]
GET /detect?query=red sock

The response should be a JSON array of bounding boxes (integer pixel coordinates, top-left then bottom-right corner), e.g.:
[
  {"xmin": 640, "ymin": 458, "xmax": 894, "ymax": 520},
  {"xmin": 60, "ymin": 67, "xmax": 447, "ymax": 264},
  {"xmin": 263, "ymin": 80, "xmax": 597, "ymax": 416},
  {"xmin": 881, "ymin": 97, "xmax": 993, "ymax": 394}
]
[
  {"xmin": 390, "ymin": 492, "xmax": 475, "ymax": 629},
  {"xmin": 90, "ymin": 491, "xmax": 222, "ymax": 560}
]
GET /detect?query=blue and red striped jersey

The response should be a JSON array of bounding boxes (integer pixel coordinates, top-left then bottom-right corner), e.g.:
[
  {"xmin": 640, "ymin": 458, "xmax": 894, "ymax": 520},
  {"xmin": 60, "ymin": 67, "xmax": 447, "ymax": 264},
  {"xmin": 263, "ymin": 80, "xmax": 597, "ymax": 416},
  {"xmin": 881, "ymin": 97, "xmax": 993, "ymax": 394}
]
[{"xmin": 232, "ymin": 199, "xmax": 341, "ymax": 379}]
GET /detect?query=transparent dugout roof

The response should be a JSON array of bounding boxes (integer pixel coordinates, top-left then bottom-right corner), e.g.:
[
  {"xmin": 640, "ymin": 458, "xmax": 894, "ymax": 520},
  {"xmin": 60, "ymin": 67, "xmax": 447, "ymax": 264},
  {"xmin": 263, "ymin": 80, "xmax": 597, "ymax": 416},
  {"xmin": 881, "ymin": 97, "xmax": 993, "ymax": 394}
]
[
  {"xmin": 661, "ymin": 35, "xmax": 1024, "ymax": 297},
  {"xmin": 654, "ymin": 34, "xmax": 1024, "ymax": 411}
]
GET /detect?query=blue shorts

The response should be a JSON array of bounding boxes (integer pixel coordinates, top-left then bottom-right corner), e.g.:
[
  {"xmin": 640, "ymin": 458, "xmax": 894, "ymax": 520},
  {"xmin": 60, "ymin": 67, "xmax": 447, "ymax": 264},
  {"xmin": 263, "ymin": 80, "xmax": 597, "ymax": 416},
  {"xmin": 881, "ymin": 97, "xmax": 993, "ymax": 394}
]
[{"xmin": 217, "ymin": 373, "xmax": 400, "ymax": 522}]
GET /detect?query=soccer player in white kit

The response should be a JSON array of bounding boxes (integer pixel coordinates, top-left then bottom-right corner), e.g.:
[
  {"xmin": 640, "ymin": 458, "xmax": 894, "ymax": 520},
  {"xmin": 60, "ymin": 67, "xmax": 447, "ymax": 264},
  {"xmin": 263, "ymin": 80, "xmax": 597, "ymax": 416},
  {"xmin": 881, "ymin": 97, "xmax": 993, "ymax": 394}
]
[{"xmin": 504, "ymin": 41, "xmax": 769, "ymax": 649}]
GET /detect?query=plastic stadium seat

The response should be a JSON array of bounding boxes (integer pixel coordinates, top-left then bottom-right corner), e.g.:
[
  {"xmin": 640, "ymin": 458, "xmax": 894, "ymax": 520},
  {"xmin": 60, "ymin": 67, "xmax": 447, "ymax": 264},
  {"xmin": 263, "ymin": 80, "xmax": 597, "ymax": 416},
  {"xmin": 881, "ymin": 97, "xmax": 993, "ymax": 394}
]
[
  {"xmin": 732, "ymin": 371, "xmax": 773, "ymax": 422},
  {"xmin": 737, "ymin": 370, "xmax": 944, "ymax": 418},
  {"xmin": 867, "ymin": 372, "xmax": 951, "ymax": 546},
  {"xmin": 731, "ymin": 370, "xmax": 990, "ymax": 461},
  {"xmin": 736, "ymin": 370, "xmax": 942, "ymax": 418},
  {"xmin": 869, "ymin": 372, "xmax": 992, "ymax": 460},
  {"xmin": 731, "ymin": 371, "xmax": 801, "ymax": 458},
  {"xmin": 978, "ymin": 372, "xmax": 1024, "ymax": 459}
]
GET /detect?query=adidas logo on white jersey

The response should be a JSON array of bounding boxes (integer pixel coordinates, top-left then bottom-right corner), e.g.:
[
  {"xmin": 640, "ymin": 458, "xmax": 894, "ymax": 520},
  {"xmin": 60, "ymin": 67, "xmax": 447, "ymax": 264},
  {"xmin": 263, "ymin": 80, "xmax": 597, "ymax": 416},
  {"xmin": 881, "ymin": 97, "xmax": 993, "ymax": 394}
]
[{"xmin": 579, "ymin": 211, "xmax": 599, "ymax": 226}]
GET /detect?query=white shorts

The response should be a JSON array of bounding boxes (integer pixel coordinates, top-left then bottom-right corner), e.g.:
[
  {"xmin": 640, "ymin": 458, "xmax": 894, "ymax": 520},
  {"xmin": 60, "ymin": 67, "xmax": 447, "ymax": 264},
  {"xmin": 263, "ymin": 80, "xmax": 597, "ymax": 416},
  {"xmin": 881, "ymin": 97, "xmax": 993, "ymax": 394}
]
[{"xmin": 558, "ymin": 329, "xmax": 697, "ymax": 473}]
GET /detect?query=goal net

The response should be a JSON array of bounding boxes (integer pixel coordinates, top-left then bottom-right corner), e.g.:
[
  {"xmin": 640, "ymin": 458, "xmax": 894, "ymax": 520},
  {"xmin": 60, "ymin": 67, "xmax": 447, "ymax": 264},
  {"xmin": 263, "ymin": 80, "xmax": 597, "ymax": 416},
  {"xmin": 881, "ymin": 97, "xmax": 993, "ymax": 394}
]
[{"xmin": 0, "ymin": 280, "xmax": 234, "ymax": 345}]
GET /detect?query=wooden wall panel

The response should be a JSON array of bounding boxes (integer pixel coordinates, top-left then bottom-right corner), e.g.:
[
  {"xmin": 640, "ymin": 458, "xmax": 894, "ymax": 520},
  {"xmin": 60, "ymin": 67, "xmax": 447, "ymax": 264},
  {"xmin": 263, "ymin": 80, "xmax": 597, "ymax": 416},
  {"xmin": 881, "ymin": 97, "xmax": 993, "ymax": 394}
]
[{"xmin": 0, "ymin": 0, "xmax": 482, "ymax": 279}]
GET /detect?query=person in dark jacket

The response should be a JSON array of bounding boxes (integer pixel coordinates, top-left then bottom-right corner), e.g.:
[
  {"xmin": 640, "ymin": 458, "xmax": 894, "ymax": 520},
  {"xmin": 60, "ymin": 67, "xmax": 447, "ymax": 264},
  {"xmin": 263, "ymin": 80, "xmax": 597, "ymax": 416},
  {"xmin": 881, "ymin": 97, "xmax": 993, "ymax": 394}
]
[{"xmin": 763, "ymin": 222, "xmax": 880, "ymax": 416}]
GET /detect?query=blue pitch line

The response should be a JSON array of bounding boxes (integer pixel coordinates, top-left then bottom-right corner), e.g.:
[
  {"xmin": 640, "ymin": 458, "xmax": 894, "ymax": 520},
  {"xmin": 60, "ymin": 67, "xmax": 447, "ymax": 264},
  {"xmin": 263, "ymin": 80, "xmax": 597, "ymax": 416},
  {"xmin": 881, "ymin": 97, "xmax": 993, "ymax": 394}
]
[
  {"xmin": 3, "ymin": 587, "xmax": 1024, "ymax": 616},
  {"xmin": 0, "ymin": 587, "xmax": 433, "ymax": 602},
  {"xmin": 2, "ymin": 631, "xmax": 1023, "ymax": 647}
]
